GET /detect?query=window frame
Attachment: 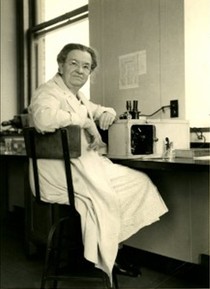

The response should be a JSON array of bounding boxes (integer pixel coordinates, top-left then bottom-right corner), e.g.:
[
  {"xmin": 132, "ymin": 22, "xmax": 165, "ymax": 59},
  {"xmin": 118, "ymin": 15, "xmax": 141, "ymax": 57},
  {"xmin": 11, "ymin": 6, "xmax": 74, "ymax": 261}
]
[{"xmin": 27, "ymin": 1, "xmax": 88, "ymax": 106}]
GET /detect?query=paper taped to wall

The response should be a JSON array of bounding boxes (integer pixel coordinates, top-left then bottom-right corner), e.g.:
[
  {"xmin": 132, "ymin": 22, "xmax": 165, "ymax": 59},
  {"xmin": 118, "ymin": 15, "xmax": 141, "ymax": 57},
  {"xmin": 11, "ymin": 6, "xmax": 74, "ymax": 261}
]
[{"xmin": 119, "ymin": 50, "xmax": 146, "ymax": 89}]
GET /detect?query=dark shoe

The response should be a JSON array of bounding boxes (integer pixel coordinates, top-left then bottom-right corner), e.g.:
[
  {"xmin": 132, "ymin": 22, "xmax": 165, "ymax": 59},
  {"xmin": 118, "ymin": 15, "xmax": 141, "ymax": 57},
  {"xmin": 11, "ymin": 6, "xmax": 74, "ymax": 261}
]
[
  {"xmin": 114, "ymin": 246, "xmax": 141, "ymax": 277},
  {"xmin": 114, "ymin": 261, "xmax": 141, "ymax": 277}
]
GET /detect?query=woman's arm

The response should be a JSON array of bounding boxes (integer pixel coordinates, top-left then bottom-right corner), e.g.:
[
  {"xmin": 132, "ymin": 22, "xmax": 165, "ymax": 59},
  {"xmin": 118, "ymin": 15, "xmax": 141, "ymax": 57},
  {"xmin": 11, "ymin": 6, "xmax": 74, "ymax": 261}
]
[
  {"xmin": 79, "ymin": 94, "xmax": 117, "ymax": 130},
  {"xmin": 29, "ymin": 91, "xmax": 89, "ymax": 132}
]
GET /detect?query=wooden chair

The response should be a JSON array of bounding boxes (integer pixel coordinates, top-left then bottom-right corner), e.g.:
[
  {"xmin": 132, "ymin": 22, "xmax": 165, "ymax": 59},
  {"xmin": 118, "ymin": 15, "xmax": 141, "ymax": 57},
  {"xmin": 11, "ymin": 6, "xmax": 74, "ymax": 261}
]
[{"xmin": 23, "ymin": 125, "xmax": 118, "ymax": 289}]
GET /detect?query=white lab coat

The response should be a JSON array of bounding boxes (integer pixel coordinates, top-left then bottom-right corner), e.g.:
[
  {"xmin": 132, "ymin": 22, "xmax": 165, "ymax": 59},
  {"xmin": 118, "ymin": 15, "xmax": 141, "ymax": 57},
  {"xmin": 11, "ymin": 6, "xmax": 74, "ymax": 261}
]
[{"xmin": 28, "ymin": 74, "xmax": 168, "ymax": 281}]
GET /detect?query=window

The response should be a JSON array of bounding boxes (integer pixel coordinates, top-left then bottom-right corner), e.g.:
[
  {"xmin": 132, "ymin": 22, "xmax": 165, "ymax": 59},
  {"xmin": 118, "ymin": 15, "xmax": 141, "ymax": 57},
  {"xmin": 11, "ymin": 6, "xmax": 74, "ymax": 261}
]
[
  {"xmin": 28, "ymin": 0, "xmax": 89, "ymax": 102},
  {"xmin": 36, "ymin": 0, "xmax": 88, "ymax": 24}
]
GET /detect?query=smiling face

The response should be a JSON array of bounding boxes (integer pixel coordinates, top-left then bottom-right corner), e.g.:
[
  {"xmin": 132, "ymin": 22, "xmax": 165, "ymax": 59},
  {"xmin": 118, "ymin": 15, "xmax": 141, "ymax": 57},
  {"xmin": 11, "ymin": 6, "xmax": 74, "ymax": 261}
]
[{"xmin": 58, "ymin": 49, "xmax": 92, "ymax": 94}]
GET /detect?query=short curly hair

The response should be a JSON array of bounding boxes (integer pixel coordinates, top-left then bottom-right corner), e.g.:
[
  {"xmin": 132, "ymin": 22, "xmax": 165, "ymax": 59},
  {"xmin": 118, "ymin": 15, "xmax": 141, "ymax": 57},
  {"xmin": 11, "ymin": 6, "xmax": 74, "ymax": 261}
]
[{"xmin": 57, "ymin": 43, "xmax": 97, "ymax": 71}]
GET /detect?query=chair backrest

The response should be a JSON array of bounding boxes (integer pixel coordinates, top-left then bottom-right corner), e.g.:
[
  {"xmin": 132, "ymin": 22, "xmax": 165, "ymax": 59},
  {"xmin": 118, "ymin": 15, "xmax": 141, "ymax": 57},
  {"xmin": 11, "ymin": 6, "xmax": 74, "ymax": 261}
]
[{"xmin": 23, "ymin": 125, "xmax": 81, "ymax": 211}]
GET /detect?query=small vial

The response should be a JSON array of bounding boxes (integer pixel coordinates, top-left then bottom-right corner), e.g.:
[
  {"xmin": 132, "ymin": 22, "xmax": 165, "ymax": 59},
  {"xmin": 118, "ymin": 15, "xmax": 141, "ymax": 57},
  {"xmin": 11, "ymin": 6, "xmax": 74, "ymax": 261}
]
[{"xmin": 4, "ymin": 138, "xmax": 13, "ymax": 154}]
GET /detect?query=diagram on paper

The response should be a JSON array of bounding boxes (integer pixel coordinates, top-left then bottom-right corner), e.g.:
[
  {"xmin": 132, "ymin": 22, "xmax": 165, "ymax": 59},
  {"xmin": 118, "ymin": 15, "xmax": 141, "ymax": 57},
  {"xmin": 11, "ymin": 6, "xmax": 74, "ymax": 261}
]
[{"xmin": 119, "ymin": 50, "xmax": 146, "ymax": 89}]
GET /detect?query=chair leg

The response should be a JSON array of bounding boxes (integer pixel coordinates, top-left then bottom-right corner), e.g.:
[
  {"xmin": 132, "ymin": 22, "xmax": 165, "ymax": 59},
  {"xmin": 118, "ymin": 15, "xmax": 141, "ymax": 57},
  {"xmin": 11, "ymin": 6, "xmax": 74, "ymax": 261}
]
[
  {"xmin": 41, "ymin": 217, "xmax": 115, "ymax": 289},
  {"xmin": 40, "ymin": 222, "xmax": 60, "ymax": 289},
  {"xmin": 112, "ymin": 270, "xmax": 119, "ymax": 289},
  {"xmin": 51, "ymin": 222, "xmax": 65, "ymax": 289},
  {"xmin": 102, "ymin": 273, "xmax": 110, "ymax": 289},
  {"xmin": 40, "ymin": 246, "xmax": 53, "ymax": 289},
  {"xmin": 103, "ymin": 271, "xmax": 119, "ymax": 289}
]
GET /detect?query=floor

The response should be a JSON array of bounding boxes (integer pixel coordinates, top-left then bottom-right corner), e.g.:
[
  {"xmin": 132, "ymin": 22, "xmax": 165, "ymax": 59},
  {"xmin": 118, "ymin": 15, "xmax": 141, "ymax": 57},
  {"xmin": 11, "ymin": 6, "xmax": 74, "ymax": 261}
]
[{"xmin": 0, "ymin": 208, "xmax": 209, "ymax": 289}]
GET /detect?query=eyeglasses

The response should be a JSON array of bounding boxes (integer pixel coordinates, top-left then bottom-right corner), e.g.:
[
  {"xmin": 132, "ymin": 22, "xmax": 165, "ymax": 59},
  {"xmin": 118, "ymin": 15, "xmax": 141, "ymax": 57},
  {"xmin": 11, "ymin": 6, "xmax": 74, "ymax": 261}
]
[{"xmin": 66, "ymin": 59, "xmax": 92, "ymax": 74}]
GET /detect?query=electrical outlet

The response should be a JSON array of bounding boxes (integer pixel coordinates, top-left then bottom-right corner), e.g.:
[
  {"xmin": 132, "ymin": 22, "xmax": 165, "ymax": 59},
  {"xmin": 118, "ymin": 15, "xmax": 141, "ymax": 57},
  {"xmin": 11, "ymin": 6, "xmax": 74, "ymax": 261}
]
[{"xmin": 170, "ymin": 100, "xmax": 179, "ymax": 117}]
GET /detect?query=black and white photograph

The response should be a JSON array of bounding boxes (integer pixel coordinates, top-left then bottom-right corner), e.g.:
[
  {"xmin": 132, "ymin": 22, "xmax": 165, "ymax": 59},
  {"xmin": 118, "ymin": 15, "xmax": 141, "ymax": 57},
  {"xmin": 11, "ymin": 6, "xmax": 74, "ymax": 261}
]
[{"xmin": 1, "ymin": 0, "xmax": 209, "ymax": 288}]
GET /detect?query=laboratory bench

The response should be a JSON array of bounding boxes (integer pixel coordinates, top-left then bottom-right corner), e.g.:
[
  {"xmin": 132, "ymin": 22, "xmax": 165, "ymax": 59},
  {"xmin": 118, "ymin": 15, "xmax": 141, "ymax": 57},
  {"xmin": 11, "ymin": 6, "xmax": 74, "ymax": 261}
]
[
  {"xmin": 111, "ymin": 156, "xmax": 209, "ymax": 265},
  {"xmin": 111, "ymin": 156, "xmax": 209, "ymax": 171},
  {"xmin": 0, "ymin": 151, "xmax": 209, "ymax": 266},
  {"xmin": 0, "ymin": 153, "xmax": 27, "ymax": 217}
]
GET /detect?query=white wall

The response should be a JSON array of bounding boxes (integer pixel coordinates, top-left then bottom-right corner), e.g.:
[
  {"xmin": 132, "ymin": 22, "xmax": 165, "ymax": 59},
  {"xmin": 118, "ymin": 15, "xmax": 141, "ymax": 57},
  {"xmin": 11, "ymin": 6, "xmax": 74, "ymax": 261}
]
[
  {"xmin": 185, "ymin": 0, "xmax": 210, "ymax": 127},
  {"xmin": 89, "ymin": 0, "xmax": 185, "ymax": 120},
  {"xmin": 89, "ymin": 0, "xmax": 210, "ymax": 127},
  {"xmin": 0, "ymin": 0, "xmax": 17, "ymax": 123}
]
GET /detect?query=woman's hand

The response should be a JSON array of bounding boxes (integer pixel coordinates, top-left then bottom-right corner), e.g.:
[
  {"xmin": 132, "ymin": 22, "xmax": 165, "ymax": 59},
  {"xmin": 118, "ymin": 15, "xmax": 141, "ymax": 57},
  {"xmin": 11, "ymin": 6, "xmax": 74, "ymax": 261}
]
[
  {"xmin": 99, "ymin": 112, "xmax": 116, "ymax": 130},
  {"xmin": 88, "ymin": 135, "xmax": 104, "ymax": 151},
  {"xmin": 83, "ymin": 118, "xmax": 105, "ymax": 151}
]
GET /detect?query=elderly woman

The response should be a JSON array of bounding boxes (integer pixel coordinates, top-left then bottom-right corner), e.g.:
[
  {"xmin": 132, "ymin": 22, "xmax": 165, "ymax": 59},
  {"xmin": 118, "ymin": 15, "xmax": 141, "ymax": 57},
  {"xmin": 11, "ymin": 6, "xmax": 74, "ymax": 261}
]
[{"xmin": 28, "ymin": 43, "xmax": 168, "ymax": 282}]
